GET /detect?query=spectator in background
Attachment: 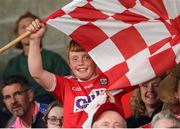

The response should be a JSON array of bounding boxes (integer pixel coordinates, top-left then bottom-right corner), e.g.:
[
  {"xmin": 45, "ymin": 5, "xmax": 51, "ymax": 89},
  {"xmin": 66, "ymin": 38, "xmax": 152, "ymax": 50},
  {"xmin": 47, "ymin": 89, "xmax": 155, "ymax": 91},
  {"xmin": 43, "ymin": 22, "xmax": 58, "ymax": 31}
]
[
  {"xmin": 2, "ymin": 11, "xmax": 70, "ymax": 104},
  {"xmin": 0, "ymin": 74, "xmax": 10, "ymax": 127},
  {"xmin": 0, "ymin": 106, "xmax": 11, "ymax": 127},
  {"xmin": 43, "ymin": 101, "xmax": 64, "ymax": 128},
  {"xmin": 152, "ymin": 111, "xmax": 180, "ymax": 128},
  {"xmin": 126, "ymin": 76, "xmax": 164, "ymax": 128},
  {"xmin": 158, "ymin": 64, "xmax": 180, "ymax": 119},
  {"xmin": 0, "ymin": 75, "xmax": 48, "ymax": 128},
  {"xmin": 91, "ymin": 102, "xmax": 126, "ymax": 128}
]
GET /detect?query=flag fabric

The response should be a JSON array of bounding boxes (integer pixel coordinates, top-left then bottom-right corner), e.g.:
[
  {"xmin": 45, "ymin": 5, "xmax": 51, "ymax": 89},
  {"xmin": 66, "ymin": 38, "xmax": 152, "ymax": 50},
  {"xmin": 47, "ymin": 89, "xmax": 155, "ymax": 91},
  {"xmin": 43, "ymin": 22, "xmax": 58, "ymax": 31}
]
[
  {"xmin": 44, "ymin": 0, "xmax": 180, "ymax": 127},
  {"xmin": 45, "ymin": 0, "xmax": 180, "ymax": 90}
]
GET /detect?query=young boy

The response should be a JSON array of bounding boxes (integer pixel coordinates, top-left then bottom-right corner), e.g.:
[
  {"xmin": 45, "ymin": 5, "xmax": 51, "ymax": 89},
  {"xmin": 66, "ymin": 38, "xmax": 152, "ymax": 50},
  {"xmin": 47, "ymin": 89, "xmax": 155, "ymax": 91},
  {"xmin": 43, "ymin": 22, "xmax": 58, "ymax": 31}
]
[{"xmin": 27, "ymin": 19, "xmax": 118, "ymax": 127}]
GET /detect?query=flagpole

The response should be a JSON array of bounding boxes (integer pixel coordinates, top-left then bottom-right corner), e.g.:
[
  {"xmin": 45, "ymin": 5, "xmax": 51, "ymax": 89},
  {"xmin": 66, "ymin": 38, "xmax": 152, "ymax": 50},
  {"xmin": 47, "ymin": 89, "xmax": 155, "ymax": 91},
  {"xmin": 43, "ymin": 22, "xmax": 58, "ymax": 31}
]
[{"xmin": 0, "ymin": 31, "xmax": 31, "ymax": 54}]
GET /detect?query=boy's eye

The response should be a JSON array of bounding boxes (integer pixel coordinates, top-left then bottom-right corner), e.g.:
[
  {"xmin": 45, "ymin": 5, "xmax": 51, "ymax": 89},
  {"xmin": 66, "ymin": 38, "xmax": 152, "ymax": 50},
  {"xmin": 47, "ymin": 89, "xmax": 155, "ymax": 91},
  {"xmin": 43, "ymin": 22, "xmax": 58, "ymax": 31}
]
[
  {"xmin": 83, "ymin": 55, "xmax": 91, "ymax": 60},
  {"xmin": 71, "ymin": 57, "xmax": 78, "ymax": 62}
]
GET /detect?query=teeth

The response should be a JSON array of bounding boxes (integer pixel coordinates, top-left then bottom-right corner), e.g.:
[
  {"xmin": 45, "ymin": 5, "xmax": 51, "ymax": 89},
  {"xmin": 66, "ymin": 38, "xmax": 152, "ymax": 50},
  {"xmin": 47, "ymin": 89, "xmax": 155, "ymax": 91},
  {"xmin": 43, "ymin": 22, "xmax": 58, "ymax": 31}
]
[
  {"xmin": 78, "ymin": 68, "xmax": 87, "ymax": 72},
  {"xmin": 146, "ymin": 94, "xmax": 156, "ymax": 99}
]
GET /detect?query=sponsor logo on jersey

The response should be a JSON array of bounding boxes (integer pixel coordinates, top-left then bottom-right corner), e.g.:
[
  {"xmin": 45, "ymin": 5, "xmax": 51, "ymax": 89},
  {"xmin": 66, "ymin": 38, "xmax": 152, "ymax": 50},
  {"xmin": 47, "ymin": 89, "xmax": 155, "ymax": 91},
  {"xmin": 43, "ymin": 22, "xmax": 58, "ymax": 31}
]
[
  {"xmin": 73, "ymin": 88, "xmax": 106, "ymax": 112},
  {"xmin": 84, "ymin": 84, "xmax": 93, "ymax": 89},
  {"xmin": 72, "ymin": 86, "xmax": 82, "ymax": 91},
  {"xmin": 100, "ymin": 77, "xmax": 108, "ymax": 85}
]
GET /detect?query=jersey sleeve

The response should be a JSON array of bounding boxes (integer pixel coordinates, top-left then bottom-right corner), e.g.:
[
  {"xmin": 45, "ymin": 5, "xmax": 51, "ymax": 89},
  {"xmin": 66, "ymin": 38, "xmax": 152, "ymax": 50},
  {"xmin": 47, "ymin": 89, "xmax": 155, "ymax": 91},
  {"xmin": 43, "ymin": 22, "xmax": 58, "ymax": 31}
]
[{"xmin": 51, "ymin": 75, "xmax": 68, "ymax": 105}]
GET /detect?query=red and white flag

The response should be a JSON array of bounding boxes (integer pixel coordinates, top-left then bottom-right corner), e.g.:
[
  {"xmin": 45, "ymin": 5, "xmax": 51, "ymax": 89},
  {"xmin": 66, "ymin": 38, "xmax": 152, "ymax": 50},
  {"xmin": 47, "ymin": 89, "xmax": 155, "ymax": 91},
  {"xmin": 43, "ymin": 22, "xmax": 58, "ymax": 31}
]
[{"xmin": 45, "ymin": 0, "xmax": 180, "ymax": 90}]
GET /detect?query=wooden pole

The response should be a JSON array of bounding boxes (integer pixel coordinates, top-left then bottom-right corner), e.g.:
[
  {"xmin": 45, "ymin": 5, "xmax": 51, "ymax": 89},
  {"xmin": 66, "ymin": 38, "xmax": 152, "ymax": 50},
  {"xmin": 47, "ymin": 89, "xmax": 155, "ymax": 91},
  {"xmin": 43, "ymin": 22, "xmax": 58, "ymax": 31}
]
[{"xmin": 0, "ymin": 31, "xmax": 31, "ymax": 54}]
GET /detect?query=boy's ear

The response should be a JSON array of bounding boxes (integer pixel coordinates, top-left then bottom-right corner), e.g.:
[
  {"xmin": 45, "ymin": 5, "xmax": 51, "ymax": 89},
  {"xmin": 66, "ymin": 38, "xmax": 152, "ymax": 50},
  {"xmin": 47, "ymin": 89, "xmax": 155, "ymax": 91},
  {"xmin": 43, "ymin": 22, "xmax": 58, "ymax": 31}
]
[
  {"xmin": 68, "ymin": 60, "xmax": 70, "ymax": 66},
  {"xmin": 68, "ymin": 61, "xmax": 73, "ymax": 69}
]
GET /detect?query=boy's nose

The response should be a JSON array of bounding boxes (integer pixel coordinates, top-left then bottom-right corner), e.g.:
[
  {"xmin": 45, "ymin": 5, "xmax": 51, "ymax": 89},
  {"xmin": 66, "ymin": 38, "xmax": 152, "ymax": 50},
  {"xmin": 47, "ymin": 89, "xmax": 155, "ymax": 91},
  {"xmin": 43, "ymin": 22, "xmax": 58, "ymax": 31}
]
[{"xmin": 78, "ymin": 58, "xmax": 84, "ymax": 65}]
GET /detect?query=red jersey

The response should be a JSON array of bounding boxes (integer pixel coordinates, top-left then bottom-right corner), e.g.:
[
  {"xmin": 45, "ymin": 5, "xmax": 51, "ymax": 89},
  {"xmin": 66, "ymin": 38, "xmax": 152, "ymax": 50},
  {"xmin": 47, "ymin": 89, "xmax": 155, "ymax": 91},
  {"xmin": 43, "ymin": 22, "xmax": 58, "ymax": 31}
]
[{"xmin": 51, "ymin": 74, "xmax": 111, "ymax": 128}]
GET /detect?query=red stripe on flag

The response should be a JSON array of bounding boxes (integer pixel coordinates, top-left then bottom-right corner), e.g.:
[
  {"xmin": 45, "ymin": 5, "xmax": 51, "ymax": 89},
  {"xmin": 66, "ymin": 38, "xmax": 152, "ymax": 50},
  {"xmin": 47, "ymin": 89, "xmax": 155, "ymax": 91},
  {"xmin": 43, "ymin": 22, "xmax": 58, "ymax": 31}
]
[
  {"xmin": 170, "ymin": 34, "xmax": 180, "ymax": 47},
  {"xmin": 70, "ymin": 22, "xmax": 108, "ymax": 51},
  {"xmin": 104, "ymin": 62, "xmax": 129, "ymax": 86},
  {"xmin": 68, "ymin": 3, "xmax": 109, "ymax": 22},
  {"xmin": 170, "ymin": 15, "xmax": 180, "ymax": 34},
  {"xmin": 111, "ymin": 26, "xmax": 147, "ymax": 59},
  {"xmin": 149, "ymin": 48, "xmax": 176, "ymax": 76},
  {"xmin": 140, "ymin": 0, "xmax": 169, "ymax": 20},
  {"xmin": 148, "ymin": 37, "xmax": 172, "ymax": 54},
  {"xmin": 118, "ymin": 0, "xmax": 136, "ymax": 9},
  {"xmin": 108, "ymin": 75, "xmax": 131, "ymax": 90},
  {"xmin": 162, "ymin": 19, "xmax": 178, "ymax": 36},
  {"xmin": 113, "ymin": 10, "xmax": 149, "ymax": 24},
  {"xmin": 43, "ymin": 9, "xmax": 65, "ymax": 24}
]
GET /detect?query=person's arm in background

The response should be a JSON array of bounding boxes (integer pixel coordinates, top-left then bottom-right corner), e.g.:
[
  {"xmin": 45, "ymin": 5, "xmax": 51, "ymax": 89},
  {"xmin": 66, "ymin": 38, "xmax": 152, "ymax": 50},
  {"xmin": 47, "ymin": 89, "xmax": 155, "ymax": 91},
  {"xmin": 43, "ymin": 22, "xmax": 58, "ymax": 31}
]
[{"xmin": 27, "ymin": 19, "xmax": 55, "ymax": 90}]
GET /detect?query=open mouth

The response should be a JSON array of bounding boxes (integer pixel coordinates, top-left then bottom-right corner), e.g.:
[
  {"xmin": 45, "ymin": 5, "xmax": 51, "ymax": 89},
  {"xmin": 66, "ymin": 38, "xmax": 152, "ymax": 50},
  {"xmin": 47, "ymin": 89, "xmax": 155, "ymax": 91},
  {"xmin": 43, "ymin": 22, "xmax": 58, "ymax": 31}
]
[
  {"xmin": 146, "ymin": 94, "xmax": 157, "ymax": 99},
  {"xmin": 77, "ymin": 68, "xmax": 88, "ymax": 72}
]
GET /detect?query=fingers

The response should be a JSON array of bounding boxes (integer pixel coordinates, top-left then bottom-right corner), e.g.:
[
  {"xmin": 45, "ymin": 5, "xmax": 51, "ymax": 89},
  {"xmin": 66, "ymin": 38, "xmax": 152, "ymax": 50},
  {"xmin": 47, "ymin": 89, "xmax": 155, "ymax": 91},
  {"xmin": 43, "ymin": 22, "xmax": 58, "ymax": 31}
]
[
  {"xmin": 26, "ymin": 19, "xmax": 44, "ymax": 33},
  {"xmin": 100, "ymin": 90, "xmax": 115, "ymax": 103},
  {"xmin": 106, "ymin": 91, "xmax": 115, "ymax": 103}
]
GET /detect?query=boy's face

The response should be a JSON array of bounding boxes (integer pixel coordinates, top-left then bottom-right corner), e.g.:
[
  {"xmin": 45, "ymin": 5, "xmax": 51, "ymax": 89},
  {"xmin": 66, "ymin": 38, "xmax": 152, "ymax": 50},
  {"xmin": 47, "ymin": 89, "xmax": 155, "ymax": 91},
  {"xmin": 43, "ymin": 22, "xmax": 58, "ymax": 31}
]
[{"xmin": 69, "ymin": 51, "xmax": 97, "ymax": 81}]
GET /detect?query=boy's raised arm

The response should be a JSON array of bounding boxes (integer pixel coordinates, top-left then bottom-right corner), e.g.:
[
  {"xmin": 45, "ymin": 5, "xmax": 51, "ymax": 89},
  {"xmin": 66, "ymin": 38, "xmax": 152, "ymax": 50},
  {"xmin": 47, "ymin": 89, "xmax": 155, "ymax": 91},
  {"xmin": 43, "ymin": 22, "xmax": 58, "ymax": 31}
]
[{"xmin": 27, "ymin": 19, "xmax": 55, "ymax": 90}]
